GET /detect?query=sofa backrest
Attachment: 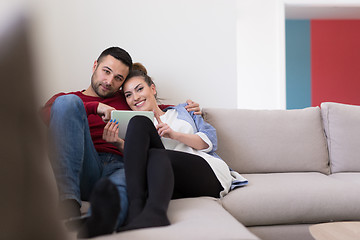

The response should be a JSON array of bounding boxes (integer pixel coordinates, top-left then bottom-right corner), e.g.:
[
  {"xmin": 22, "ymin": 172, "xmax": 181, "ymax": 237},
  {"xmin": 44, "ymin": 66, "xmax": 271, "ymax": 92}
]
[
  {"xmin": 203, "ymin": 107, "xmax": 330, "ymax": 174},
  {"xmin": 321, "ymin": 102, "xmax": 360, "ymax": 173}
]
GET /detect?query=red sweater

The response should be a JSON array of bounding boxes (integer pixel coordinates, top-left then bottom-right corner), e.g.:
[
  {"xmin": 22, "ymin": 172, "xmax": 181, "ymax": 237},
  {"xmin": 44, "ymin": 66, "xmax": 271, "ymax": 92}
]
[
  {"xmin": 42, "ymin": 90, "xmax": 130, "ymax": 156},
  {"xmin": 41, "ymin": 90, "xmax": 170, "ymax": 156}
]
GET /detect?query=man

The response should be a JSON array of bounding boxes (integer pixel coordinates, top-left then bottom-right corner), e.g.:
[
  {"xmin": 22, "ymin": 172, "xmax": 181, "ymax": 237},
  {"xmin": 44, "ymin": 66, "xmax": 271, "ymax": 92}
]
[{"xmin": 42, "ymin": 47, "xmax": 200, "ymax": 238}]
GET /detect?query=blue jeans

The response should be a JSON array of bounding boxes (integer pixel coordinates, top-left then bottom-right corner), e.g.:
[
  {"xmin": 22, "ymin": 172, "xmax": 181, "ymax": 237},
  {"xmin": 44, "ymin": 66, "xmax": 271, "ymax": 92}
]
[{"xmin": 49, "ymin": 94, "xmax": 128, "ymax": 229}]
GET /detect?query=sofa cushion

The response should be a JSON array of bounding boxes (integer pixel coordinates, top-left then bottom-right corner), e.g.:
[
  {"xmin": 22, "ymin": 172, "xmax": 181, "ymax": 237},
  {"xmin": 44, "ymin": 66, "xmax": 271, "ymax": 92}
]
[
  {"xmin": 221, "ymin": 173, "xmax": 360, "ymax": 226},
  {"xmin": 249, "ymin": 224, "xmax": 314, "ymax": 240},
  {"xmin": 93, "ymin": 197, "xmax": 259, "ymax": 240},
  {"xmin": 203, "ymin": 108, "xmax": 330, "ymax": 174},
  {"xmin": 329, "ymin": 172, "xmax": 360, "ymax": 186},
  {"xmin": 321, "ymin": 102, "xmax": 360, "ymax": 173}
]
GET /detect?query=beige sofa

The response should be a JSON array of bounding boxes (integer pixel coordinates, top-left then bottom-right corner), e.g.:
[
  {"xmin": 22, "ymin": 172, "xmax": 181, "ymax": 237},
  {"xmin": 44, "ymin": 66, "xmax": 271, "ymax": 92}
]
[
  {"xmin": 86, "ymin": 102, "xmax": 360, "ymax": 240},
  {"xmin": 204, "ymin": 102, "xmax": 360, "ymax": 240}
]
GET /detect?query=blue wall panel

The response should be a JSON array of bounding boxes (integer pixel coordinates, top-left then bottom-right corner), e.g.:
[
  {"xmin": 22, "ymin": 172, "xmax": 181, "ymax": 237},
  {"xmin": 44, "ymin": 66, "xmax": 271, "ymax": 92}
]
[{"xmin": 285, "ymin": 20, "xmax": 311, "ymax": 109}]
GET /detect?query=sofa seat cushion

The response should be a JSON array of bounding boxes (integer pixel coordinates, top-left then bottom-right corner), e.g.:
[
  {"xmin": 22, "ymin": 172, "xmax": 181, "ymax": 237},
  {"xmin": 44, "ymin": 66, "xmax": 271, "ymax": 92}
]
[
  {"xmin": 221, "ymin": 173, "xmax": 360, "ymax": 226},
  {"xmin": 203, "ymin": 107, "xmax": 329, "ymax": 174},
  {"xmin": 321, "ymin": 102, "xmax": 360, "ymax": 173},
  {"xmin": 329, "ymin": 173, "xmax": 360, "ymax": 186},
  {"xmin": 93, "ymin": 197, "xmax": 260, "ymax": 240},
  {"xmin": 248, "ymin": 224, "xmax": 314, "ymax": 240}
]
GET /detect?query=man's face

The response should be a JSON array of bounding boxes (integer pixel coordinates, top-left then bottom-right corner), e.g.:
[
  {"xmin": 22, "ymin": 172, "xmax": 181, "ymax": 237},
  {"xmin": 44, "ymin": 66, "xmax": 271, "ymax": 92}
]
[{"xmin": 90, "ymin": 55, "xmax": 129, "ymax": 98}]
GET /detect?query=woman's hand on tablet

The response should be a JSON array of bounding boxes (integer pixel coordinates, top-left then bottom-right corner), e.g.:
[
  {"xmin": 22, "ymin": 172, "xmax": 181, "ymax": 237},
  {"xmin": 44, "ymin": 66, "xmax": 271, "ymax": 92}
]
[{"xmin": 103, "ymin": 119, "xmax": 124, "ymax": 152}]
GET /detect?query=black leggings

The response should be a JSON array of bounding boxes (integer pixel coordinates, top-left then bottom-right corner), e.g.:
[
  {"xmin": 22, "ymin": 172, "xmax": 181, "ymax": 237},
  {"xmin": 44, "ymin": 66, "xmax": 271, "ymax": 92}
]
[{"xmin": 122, "ymin": 116, "xmax": 222, "ymax": 225}]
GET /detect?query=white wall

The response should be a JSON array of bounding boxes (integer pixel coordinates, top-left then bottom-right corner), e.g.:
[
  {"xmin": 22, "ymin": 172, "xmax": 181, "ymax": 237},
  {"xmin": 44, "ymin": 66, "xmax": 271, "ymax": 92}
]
[
  {"xmin": 236, "ymin": 0, "xmax": 286, "ymax": 109},
  {"xmin": 5, "ymin": 0, "xmax": 360, "ymax": 109},
  {"xmin": 29, "ymin": 0, "xmax": 238, "ymax": 109}
]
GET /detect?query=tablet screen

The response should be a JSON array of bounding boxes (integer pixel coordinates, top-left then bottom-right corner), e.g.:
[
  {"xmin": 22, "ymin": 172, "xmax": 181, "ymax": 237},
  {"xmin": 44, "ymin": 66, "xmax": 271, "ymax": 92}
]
[{"xmin": 110, "ymin": 110, "xmax": 154, "ymax": 139}]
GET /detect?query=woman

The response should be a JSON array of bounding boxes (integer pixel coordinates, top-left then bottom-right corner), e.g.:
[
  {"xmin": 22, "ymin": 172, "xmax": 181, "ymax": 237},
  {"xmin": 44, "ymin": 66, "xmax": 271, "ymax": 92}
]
[{"xmin": 103, "ymin": 63, "xmax": 247, "ymax": 232}]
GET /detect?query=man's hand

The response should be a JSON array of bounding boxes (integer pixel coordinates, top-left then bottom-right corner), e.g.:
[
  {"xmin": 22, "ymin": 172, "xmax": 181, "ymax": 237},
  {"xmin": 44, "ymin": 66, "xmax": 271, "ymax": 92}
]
[
  {"xmin": 185, "ymin": 99, "xmax": 201, "ymax": 115},
  {"xmin": 97, "ymin": 103, "xmax": 115, "ymax": 122},
  {"xmin": 102, "ymin": 120, "xmax": 124, "ymax": 151}
]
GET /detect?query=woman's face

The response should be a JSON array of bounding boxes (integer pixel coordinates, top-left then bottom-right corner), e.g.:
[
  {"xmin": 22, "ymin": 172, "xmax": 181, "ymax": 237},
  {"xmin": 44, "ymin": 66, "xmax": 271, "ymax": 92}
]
[{"xmin": 123, "ymin": 76, "xmax": 157, "ymax": 111}]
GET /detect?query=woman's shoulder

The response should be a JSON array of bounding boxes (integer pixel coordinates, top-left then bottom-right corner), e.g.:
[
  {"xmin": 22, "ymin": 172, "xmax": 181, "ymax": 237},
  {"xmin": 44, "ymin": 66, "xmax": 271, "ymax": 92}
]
[{"xmin": 164, "ymin": 103, "xmax": 187, "ymax": 111}]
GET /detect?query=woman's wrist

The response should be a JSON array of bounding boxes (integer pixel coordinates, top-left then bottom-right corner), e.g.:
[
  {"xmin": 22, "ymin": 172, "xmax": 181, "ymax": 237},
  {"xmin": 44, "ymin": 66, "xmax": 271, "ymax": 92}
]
[
  {"xmin": 115, "ymin": 139, "xmax": 124, "ymax": 152},
  {"xmin": 171, "ymin": 131, "xmax": 181, "ymax": 141}
]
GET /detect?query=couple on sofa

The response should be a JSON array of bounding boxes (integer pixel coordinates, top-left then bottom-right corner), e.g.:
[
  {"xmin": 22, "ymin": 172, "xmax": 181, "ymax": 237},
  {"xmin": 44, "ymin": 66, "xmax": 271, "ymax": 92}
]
[{"xmin": 43, "ymin": 47, "xmax": 247, "ymax": 238}]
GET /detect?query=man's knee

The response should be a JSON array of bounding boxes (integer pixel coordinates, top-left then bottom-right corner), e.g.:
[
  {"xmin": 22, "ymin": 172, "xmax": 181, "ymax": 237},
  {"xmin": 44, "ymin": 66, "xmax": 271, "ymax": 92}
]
[{"xmin": 52, "ymin": 94, "xmax": 85, "ymax": 116}]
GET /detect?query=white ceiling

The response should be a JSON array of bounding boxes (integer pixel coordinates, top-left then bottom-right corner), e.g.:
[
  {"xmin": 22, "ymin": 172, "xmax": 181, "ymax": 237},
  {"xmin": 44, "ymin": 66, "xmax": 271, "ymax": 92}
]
[{"xmin": 285, "ymin": 6, "xmax": 360, "ymax": 19}]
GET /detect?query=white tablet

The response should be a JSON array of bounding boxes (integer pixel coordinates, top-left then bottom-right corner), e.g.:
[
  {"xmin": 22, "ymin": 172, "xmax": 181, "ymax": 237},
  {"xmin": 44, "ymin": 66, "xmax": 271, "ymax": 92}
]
[{"xmin": 110, "ymin": 110, "xmax": 154, "ymax": 139}]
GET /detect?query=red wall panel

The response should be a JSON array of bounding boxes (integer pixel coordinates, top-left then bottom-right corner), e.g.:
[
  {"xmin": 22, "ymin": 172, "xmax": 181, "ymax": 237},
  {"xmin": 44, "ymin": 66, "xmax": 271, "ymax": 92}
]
[{"xmin": 311, "ymin": 20, "xmax": 360, "ymax": 107}]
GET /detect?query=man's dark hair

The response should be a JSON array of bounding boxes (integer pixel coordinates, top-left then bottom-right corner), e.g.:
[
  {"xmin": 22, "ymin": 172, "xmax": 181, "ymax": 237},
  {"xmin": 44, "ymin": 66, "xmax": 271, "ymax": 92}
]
[{"xmin": 97, "ymin": 47, "xmax": 133, "ymax": 71}]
